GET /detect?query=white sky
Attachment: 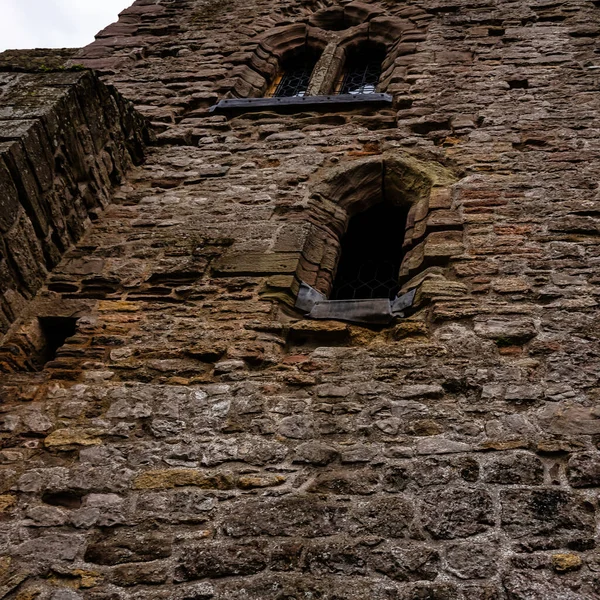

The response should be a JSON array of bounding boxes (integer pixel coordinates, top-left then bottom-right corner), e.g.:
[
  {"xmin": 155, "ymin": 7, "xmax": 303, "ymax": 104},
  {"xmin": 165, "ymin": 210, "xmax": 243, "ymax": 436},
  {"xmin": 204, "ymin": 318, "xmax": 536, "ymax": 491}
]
[{"xmin": 0, "ymin": 0, "xmax": 134, "ymax": 53}]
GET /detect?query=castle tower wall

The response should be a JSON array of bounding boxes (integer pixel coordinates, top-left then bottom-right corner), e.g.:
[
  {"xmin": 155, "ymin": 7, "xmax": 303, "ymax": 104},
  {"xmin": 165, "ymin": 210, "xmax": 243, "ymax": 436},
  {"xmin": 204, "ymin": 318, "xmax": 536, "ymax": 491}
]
[{"xmin": 0, "ymin": 1, "xmax": 599, "ymax": 598}]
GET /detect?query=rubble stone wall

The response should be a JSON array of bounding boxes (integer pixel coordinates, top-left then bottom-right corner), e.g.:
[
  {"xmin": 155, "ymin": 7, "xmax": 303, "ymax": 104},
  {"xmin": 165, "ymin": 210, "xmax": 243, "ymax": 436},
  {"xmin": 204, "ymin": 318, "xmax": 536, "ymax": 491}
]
[
  {"xmin": 0, "ymin": 52, "xmax": 149, "ymax": 335},
  {"xmin": 0, "ymin": 1, "xmax": 599, "ymax": 599}
]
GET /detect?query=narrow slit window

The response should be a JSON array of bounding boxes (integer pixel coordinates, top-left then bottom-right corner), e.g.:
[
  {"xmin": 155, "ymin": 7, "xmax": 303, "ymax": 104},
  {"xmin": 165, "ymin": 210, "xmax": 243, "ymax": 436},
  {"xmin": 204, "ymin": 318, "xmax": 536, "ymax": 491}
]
[
  {"xmin": 336, "ymin": 45, "xmax": 385, "ymax": 95},
  {"xmin": 330, "ymin": 202, "xmax": 408, "ymax": 301},
  {"xmin": 267, "ymin": 48, "xmax": 320, "ymax": 98}
]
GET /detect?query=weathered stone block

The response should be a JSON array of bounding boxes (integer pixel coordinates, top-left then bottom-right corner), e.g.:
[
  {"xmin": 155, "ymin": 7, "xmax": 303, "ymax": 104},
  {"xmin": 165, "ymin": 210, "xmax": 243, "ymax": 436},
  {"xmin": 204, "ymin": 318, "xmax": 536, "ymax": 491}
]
[
  {"xmin": 566, "ymin": 452, "xmax": 600, "ymax": 488},
  {"xmin": 474, "ymin": 317, "xmax": 537, "ymax": 345},
  {"xmin": 213, "ymin": 252, "xmax": 300, "ymax": 275},
  {"xmin": 500, "ymin": 489, "xmax": 596, "ymax": 542},
  {"xmin": 84, "ymin": 530, "xmax": 173, "ymax": 566},
  {"xmin": 482, "ymin": 452, "xmax": 544, "ymax": 485},
  {"xmin": 303, "ymin": 540, "xmax": 368, "ymax": 576},
  {"xmin": 179, "ymin": 541, "xmax": 267, "ymax": 580},
  {"xmin": 350, "ymin": 497, "xmax": 414, "ymax": 538},
  {"xmin": 422, "ymin": 488, "xmax": 494, "ymax": 539},
  {"xmin": 293, "ymin": 441, "xmax": 339, "ymax": 465},
  {"xmin": 133, "ymin": 469, "xmax": 235, "ymax": 490},
  {"xmin": 307, "ymin": 469, "xmax": 379, "ymax": 495},
  {"xmin": 223, "ymin": 496, "xmax": 349, "ymax": 538},
  {"xmin": 371, "ymin": 544, "xmax": 440, "ymax": 582},
  {"xmin": 0, "ymin": 158, "xmax": 21, "ymax": 234},
  {"xmin": 445, "ymin": 542, "xmax": 499, "ymax": 579}
]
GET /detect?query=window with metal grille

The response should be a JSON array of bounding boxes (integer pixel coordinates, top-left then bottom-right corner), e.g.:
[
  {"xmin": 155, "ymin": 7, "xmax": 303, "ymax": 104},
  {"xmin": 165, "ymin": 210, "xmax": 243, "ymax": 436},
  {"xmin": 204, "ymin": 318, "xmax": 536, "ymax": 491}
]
[
  {"xmin": 335, "ymin": 44, "xmax": 385, "ymax": 95},
  {"xmin": 267, "ymin": 48, "xmax": 320, "ymax": 98},
  {"xmin": 330, "ymin": 202, "xmax": 408, "ymax": 301}
]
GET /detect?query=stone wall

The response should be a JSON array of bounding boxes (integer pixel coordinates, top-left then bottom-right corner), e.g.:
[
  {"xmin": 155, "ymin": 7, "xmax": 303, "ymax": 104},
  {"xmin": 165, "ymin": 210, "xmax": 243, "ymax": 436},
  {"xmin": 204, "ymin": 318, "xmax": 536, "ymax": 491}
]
[
  {"xmin": 0, "ymin": 1, "xmax": 600, "ymax": 599},
  {"xmin": 0, "ymin": 50, "xmax": 149, "ymax": 336}
]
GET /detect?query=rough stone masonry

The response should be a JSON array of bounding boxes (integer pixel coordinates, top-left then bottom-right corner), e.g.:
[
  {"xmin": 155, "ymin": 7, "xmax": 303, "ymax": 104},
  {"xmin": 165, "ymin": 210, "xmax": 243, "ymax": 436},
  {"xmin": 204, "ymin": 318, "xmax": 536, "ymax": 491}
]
[{"xmin": 0, "ymin": 0, "xmax": 599, "ymax": 598}]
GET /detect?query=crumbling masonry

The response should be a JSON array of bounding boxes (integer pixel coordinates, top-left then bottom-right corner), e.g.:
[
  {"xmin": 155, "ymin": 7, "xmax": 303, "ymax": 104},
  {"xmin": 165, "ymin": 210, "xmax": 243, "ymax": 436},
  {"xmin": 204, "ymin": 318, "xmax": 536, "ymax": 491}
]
[{"xmin": 1, "ymin": 0, "xmax": 600, "ymax": 598}]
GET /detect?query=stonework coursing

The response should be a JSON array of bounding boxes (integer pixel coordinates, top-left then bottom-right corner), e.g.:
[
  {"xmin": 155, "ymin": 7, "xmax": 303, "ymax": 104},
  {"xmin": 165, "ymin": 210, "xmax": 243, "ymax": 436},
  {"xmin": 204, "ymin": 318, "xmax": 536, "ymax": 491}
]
[{"xmin": 0, "ymin": 0, "xmax": 599, "ymax": 599}]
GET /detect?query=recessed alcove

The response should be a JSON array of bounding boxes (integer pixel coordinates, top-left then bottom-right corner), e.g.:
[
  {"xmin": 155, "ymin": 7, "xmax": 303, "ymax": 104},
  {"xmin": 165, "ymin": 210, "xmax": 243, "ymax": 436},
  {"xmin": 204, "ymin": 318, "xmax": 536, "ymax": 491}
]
[
  {"xmin": 35, "ymin": 317, "xmax": 79, "ymax": 370},
  {"xmin": 0, "ymin": 315, "xmax": 79, "ymax": 372}
]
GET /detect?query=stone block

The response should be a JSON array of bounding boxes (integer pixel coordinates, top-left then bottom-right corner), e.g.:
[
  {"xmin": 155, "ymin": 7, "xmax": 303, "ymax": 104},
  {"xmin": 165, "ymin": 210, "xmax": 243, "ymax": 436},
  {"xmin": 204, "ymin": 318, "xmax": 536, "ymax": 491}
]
[
  {"xmin": 423, "ymin": 231, "xmax": 465, "ymax": 257},
  {"xmin": 302, "ymin": 539, "xmax": 368, "ymax": 576},
  {"xmin": 551, "ymin": 553, "xmax": 582, "ymax": 573},
  {"xmin": 446, "ymin": 541, "xmax": 499, "ymax": 579},
  {"xmin": 133, "ymin": 469, "xmax": 235, "ymax": 490},
  {"xmin": 500, "ymin": 489, "xmax": 595, "ymax": 542},
  {"xmin": 84, "ymin": 530, "xmax": 174, "ymax": 566},
  {"xmin": 483, "ymin": 452, "xmax": 544, "ymax": 485},
  {"xmin": 223, "ymin": 496, "xmax": 349, "ymax": 538},
  {"xmin": 422, "ymin": 488, "xmax": 494, "ymax": 539},
  {"xmin": 293, "ymin": 441, "xmax": 339, "ymax": 465},
  {"xmin": 538, "ymin": 404, "xmax": 600, "ymax": 436},
  {"xmin": 213, "ymin": 252, "xmax": 300, "ymax": 275},
  {"xmin": 428, "ymin": 187, "xmax": 453, "ymax": 209},
  {"xmin": 349, "ymin": 497, "xmax": 414, "ymax": 538},
  {"xmin": 503, "ymin": 571, "xmax": 584, "ymax": 600},
  {"xmin": 179, "ymin": 541, "xmax": 268, "ymax": 580},
  {"xmin": 566, "ymin": 452, "xmax": 600, "ymax": 488},
  {"xmin": 426, "ymin": 209, "xmax": 462, "ymax": 228},
  {"xmin": 474, "ymin": 317, "xmax": 537, "ymax": 345},
  {"xmin": 0, "ymin": 157, "xmax": 21, "ymax": 234},
  {"xmin": 44, "ymin": 428, "xmax": 104, "ymax": 449},
  {"xmin": 111, "ymin": 561, "xmax": 170, "ymax": 587},
  {"xmin": 307, "ymin": 469, "xmax": 379, "ymax": 495},
  {"xmin": 371, "ymin": 544, "xmax": 440, "ymax": 582}
]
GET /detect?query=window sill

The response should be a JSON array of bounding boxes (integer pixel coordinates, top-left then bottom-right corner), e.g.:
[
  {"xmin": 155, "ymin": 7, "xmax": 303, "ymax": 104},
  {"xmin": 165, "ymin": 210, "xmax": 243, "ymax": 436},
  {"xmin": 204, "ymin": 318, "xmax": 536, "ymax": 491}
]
[
  {"xmin": 210, "ymin": 93, "xmax": 393, "ymax": 116},
  {"xmin": 295, "ymin": 282, "xmax": 416, "ymax": 326}
]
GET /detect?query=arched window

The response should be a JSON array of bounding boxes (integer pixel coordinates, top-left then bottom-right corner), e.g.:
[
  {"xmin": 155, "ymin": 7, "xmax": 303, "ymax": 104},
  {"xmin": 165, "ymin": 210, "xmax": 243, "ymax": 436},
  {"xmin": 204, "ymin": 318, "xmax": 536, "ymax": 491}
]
[
  {"xmin": 267, "ymin": 47, "xmax": 321, "ymax": 98},
  {"xmin": 335, "ymin": 43, "xmax": 386, "ymax": 95},
  {"xmin": 330, "ymin": 202, "xmax": 408, "ymax": 300}
]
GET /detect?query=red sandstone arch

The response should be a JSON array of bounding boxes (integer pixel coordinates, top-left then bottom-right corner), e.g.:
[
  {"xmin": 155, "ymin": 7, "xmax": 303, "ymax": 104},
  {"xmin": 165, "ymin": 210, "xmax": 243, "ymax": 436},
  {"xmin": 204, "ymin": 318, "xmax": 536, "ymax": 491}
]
[{"xmin": 298, "ymin": 154, "xmax": 464, "ymax": 296}]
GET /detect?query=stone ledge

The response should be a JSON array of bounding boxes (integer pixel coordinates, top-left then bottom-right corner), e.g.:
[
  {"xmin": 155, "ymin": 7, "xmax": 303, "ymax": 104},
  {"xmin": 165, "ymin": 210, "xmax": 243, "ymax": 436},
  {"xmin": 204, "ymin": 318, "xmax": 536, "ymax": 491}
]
[
  {"xmin": 210, "ymin": 93, "xmax": 394, "ymax": 116},
  {"xmin": 0, "ymin": 48, "xmax": 81, "ymax": 73}
]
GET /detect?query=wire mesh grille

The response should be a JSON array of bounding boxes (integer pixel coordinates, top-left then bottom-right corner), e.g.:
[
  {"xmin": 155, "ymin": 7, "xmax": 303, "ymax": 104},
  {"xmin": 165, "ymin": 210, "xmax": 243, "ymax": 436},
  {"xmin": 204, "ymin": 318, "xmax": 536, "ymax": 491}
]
[
  {"xmin": 331, "ymin": 258, "xmax": 402, "ymax": 300},
  {"xmin": 339, "ymin": 59, "xmax": 382, "ymax": 95},
  {"xmin": 330, "ymin": 202, "xmax": 408, "ymax": 301},
  {"xmin": 271, "ymin": 52, "xmax": 319, "ymax": 98}
]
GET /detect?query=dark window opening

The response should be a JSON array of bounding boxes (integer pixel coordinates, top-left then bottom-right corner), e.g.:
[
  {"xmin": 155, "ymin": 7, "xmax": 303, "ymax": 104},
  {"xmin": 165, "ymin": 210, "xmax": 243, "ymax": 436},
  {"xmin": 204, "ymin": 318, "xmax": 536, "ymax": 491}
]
[
  {"xmin": 508, "ymin": 79, "xmax": 529, "ymax": 89},
  {"xmin": 337, "ymin": 44, "xmax": 386, "ymax": 95},
  {"xmin": 330, "ymin": 202, "xmax": 408, "ymax": 301},
  {"xmin": 42, "ymin": 491, "xmax": 83, "ymax": 509},
  {"xmin": 268, "ymin": 48, "xmax": 321, "ymax": 98},
  {"xmin": 35, "ymin": 317, "xmax": 78, "ymax": 369}
]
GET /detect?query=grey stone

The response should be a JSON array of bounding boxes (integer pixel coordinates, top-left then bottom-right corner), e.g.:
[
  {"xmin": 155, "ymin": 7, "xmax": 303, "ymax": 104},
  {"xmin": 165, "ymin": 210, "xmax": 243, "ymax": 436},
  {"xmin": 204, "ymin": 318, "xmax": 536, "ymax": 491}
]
[
  {"xmin": 293, "ymin": 441, "xmax": 339, "ymax": 465},
  {"xmin": 483, "ymin": 452, "xmax": 545, "ymax": 485},
  {"xmin": 446, "ymin": 541, "xmax": 499, "ymax": 579},
  {"xmin": 501, "ymin": 489, "xmax": 596, "ymax": 542},
  {"xmin": 371, "ymin": 544, "xmax": 440, "ymax": 582},
  {"xmin": 422, "ymin": 488, "xmax": 494, "ymax": 539},
  {"xmin": 567, "ymin": 452, "xmax": 600, "ymax": 488}
]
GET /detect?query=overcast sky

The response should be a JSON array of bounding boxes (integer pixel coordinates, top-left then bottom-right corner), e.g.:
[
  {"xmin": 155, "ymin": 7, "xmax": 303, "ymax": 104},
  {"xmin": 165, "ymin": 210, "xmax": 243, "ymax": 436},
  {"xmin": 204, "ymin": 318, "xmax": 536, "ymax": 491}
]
[{"xmin": 0, "ymin": 0, "xmax": 133, "ymax": 53}]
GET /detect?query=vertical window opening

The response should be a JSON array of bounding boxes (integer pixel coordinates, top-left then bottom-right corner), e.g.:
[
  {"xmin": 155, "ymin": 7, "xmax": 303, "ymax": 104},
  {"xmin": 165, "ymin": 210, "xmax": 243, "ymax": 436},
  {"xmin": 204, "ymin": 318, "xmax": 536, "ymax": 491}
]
[
  {"xmin": 267, "ymin": 47, "xmax": 320, "ymax": 98},
  {"xmin": 336, "ymin": 44, "xmax": 386, "ymax": 95},
  {"xmin": 35, "ymin": 316, "xmax": 78, "ymax": 369},
  {"xmin": 330, "ymin": 202, "xmax": 408, "ymax": 301}
]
